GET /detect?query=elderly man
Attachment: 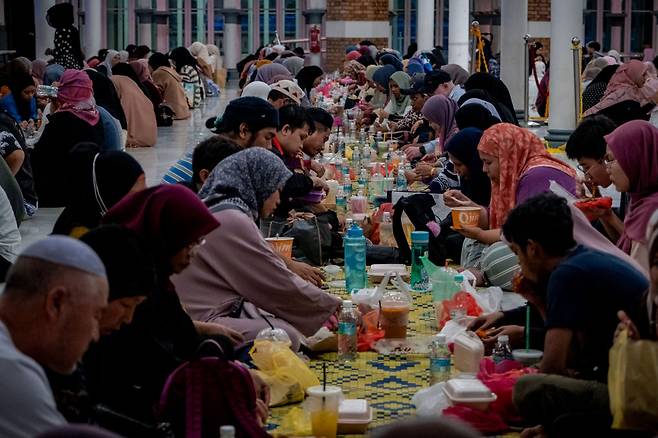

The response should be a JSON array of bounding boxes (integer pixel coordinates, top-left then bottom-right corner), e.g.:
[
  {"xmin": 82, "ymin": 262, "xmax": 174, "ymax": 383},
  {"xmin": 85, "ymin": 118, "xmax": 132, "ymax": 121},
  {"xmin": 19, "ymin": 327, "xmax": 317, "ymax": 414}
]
[{"xmin": 0, "ymin": 236, "xmax": 108, "ymax": 438}]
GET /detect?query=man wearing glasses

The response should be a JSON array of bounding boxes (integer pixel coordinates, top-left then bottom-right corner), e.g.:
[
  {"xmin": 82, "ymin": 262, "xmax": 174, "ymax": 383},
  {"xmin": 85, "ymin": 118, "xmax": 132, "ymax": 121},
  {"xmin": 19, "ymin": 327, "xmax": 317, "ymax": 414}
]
[{"xmin": 565, "ymin": 114, "xmax": 625, "ymax": 242}]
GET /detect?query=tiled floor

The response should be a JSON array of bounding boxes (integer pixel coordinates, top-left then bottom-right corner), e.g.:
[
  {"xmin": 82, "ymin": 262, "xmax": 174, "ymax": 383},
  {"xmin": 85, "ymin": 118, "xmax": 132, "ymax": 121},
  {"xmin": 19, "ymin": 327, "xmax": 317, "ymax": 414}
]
[{"xmin": 18, "ymin": 90, "xmax": 237, "ymax": 251}]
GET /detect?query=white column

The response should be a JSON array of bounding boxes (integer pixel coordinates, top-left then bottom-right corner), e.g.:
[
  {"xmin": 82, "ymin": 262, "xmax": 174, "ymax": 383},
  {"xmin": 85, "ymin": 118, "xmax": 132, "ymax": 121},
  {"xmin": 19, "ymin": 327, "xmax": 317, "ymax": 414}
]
[
  {"xmin": 448, "ymin": 0, "xmax": 469, "ymax": 70},
  {"xmin": 416, "ymin": 0, "xmax": 434, "ymax": 52},
  {"xmin": 137, "ymin": 0, "xmax": 152, "ymax": 47},
  {"xmin": 547, "ymin": 0, "xmax": 584, "ymax": 136},
  {"xmin": 223, "ymin": 0, "xmax": 242, "ymax": 78},
  {"xmin": 84, "ymin": 0, "xmax": 102, "ymax": 59},
  {"xmin": 500, "ymin": 0, "xmax": 527, "ymax": 112},
  {"xmin": 34, "ymin": 0, "xmax": 56, "ymax": 60}
]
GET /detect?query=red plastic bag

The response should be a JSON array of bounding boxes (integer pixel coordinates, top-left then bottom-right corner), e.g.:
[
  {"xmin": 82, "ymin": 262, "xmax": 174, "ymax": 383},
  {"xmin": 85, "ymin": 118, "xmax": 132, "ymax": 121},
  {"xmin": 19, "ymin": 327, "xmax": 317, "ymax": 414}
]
[
  {"xmin": 439, "ymin": 292, "xmax": 482, "ymax": 328},
  {"xmin": 357, "ymin": 310, "xmax": 385, "ymax": 352},
  {"xmin": 442, "ymin": 405, "xmax": 508, "ymax": 434},
  {"xmin": 477, "ymin": 358, "xmax": 538, "ymax": 423}
]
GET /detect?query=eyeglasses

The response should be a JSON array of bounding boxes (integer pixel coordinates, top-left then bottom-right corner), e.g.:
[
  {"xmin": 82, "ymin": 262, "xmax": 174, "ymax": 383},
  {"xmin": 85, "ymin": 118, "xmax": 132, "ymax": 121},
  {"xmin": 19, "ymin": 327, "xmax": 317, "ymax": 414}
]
[{"xmin": 576, "ymin": 159, "xmax": 604, "ymax": 176}]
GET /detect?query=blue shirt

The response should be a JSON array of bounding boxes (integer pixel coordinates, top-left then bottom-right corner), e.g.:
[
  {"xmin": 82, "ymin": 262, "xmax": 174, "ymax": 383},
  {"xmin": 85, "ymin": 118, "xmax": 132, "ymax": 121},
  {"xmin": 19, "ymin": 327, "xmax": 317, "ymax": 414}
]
[
  {"xmin": 0, "ymin": 94, "xmax": 37, "ymax": 123},
  {"xmin": 545, "ymin": 245, "xmax": 648, "ymax": 381},
  {"xmin": 162, "ymin": 151, "xmax": 193, "ymax": 185},
  {"xmin": 97, "ymin": 106, "xmax": 122, "ymax": 152}
]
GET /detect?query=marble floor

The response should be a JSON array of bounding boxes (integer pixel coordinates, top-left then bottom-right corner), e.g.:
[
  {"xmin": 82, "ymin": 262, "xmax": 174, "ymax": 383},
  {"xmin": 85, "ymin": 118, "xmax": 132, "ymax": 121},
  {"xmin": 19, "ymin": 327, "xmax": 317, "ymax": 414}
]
[{"xmin": 18, "ymin": 89, "xmax": 238, "ymax": 251}]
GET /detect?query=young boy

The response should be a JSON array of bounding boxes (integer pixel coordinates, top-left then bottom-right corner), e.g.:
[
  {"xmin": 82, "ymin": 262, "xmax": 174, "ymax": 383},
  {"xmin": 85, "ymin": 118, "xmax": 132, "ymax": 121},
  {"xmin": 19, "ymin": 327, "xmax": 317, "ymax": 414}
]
[{"xmin": 301, "ymin": 107, "xmax": 333, "ymax": 177}]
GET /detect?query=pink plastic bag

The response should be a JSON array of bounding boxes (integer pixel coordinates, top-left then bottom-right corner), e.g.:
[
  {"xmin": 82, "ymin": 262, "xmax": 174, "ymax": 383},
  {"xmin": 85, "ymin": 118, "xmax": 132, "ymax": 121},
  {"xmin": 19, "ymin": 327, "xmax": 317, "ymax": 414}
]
[
  {"xmin": 477, "ymin": 358, "xmax": 538, "ymax": 423},
  {"xmin": 442, "ymin": 405, "xmax": 508, "ymax": 434}
]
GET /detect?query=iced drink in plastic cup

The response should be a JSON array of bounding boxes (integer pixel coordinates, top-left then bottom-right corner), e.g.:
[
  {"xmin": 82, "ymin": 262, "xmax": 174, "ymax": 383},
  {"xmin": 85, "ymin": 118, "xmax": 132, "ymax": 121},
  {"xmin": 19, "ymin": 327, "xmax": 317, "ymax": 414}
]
[
  {"xmin": 380, "ymin": 291, "xmax": 412, "ymax": 339},
  {"xmin": 306, "ymin": 385, "xmax": 342, "ymax": 438}
]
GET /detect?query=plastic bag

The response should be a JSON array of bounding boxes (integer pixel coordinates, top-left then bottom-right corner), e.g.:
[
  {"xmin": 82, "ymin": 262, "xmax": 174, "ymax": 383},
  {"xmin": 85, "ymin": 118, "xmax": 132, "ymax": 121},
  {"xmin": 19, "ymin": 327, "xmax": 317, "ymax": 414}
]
[
  {"xmin": 273, "ymin": 406, "xmax": 312, "ymax": 437},
  {"xmin": 412, "ymin": 382, "xmax": 451, "ymax": 416},
  {"xmin": 249, "ymin": 340, "xmax": 320, "ymax": 407},
  {"xmin": 608, "ymin": 330, "xmax": 658, "ymax": 431},
  {"xmin": 442, "ymin": 405, "xmax": 507, "ymax": 434},
  {"xmin": 438, "ymin": 318, "xmax": 474, "ymax": 344},
  {"xmin": 357, "ymin": 309, "xmax": 385, "ymax": 352},
  {"xmin": 477, "ymin": 358, "xmax": 537, "ymax": 423},
  {"xmin": 438, "ymin": 292, "xmax": 482, "ymax": 329}
]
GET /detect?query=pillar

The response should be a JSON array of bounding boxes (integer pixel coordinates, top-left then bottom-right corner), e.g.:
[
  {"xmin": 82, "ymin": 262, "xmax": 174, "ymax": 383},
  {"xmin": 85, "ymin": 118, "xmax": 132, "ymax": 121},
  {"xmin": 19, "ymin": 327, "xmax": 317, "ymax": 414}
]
[
  {"xmin": 448, "ymin": 0, "xmax": 469, "ymax": 70},
  {"xmin": 500, "ymin": 0, "xmax": 527, "ymax": 114},
  {"xmin": 136, "ymin": 0, "xmax": 153, "ymax": 48},
  {"xmin": 416, "ymin": 0, "xmax": 434, "ymax": 52},
  {"xmin": 610, "ymin": 0, "xmax": 622, "ymax": 51},
  {"xmin": 222, "ymin": 0, "xmax": 242, "ymax": 81},
  {"xmin": 304, "ymin": 0, "xmax": 326, "ymax": 67},
  {"xmin": 34, "ymin": 0, "xmax": 56, "ymax": 59},
  {"xmin": 83, "ymin": 0, "xmax": 103, "ymax": 59},
  {"xmin": 325, "ymin": 0, "xmax": 389, "ymax": 72},
  {"xmin": 545, "ymin": 0, "xmax": 583, "ymax": 145},
  {"xmin": 156, "ymin": 0, "xmax": 169, "ymax": 52}
]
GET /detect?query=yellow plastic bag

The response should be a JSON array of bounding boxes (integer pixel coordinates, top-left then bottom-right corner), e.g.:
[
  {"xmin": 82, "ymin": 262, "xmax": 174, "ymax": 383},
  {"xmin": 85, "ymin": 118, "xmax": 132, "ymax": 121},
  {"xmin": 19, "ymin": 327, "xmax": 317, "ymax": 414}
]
[
  {"xmin": 608, "ymin": 330, "xmax": 658, "ymax": 431},
  {"xmin": 250, "ymin": 340, "xmax": 320, "ymax": 407},
  {"xmin": 272, "ymin": 407, "xmax": 312, "ymax": 437}
]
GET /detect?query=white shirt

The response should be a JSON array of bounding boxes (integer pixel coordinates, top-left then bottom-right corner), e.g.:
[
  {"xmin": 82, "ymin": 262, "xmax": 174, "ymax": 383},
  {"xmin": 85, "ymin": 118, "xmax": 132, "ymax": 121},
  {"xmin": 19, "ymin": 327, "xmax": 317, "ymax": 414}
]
[{"xmin": 0, "ymin": 321, "xmax": 66, "ymax": 437}]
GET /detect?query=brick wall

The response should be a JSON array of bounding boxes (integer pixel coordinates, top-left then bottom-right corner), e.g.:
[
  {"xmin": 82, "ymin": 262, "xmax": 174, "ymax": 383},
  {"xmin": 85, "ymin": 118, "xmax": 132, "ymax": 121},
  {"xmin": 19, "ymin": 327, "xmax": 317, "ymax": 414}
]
[
  {"xmin": 534, "ymin": 37, "xmax": 551, "ymax": 63},
  {"xmin": 325, "ymin": 0, "xmax": 389, "ymax": 21},
  {"xmin": 528, "ymin": 0, "xmax": 550, "ymax": 22},
  {"xmin": 326, "ymin": 37, "xmax": 388, "ymax": 71}
]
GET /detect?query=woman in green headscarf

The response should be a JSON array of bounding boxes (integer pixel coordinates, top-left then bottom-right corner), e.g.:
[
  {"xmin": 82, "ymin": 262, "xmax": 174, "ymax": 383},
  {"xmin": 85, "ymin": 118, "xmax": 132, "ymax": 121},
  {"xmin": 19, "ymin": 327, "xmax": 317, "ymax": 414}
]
[{"xmin": 383, "ymin": 70, "xmax": 411, "ymax": 120}]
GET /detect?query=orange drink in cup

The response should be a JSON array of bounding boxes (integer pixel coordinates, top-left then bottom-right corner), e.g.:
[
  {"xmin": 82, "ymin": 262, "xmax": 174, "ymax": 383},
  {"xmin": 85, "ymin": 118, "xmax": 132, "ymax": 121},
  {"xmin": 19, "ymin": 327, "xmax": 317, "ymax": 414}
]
[
  {"xmin": 451, "ymin": 207, "xmax": 481, "ymax": 229},
  {"xmin": 306, "ymin": 386, "xmax": 342, "ymax": 438},
  {"xmin": 265, "ymin": 237, "xmax": 294, "ymax": 258}
]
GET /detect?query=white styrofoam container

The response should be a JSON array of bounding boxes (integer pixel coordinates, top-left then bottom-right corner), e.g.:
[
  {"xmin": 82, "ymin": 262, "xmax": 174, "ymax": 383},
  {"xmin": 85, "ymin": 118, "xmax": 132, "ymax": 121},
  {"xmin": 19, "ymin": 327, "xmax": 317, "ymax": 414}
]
[
  {"xmin": 443, "ymin": 379, "xmax": 497, "ymax": 411},
  {"xmin": 368, "ymin": 264, "xmax": 409, "ymax": 278},
  {"xmin": 453, "ymin": 331, "xmax": 484, "ymax": 373},
  {"xmin": 338, "ymin": 399, "xmax": 372, "ymax": 434}
]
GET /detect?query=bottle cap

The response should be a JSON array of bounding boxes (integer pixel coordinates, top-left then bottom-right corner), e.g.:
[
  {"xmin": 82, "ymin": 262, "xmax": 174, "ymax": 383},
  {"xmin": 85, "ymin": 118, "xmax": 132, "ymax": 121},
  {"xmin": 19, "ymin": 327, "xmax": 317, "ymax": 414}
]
[
  {"xmin": 435, "ymin": 334, "xmax": 447, "ymax": 343},
  {"xmin": 347, "ymin": 224, "xmax": 363, "ymax": 238},
  {"xmin": 411, "ymin": 231, "xmax": 430, "ymax": 243},
  {"xmin": 454, "ymin": 274, "xmax": 464, "ymax": 282},
  {"xmin": 220, "ymin": 425, "xmax": 235, "ymax": 436},
  {"xmin": 498, "ymin": 335, "xmax": 509, "ymax": 343},
  {"xmin": 343, "ymin": 300, "xmax": 353, "ymax": 309}
]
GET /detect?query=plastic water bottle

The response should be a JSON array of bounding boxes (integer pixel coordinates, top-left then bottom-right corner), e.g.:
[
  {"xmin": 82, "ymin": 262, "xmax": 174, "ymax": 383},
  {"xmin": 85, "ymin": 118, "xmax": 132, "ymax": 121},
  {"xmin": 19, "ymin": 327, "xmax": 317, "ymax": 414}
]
[
  {"xmin": 337, "ymin": 300, "xmax": 358, "ymax": 362},
  {"xmin": 352, "ymin": 145, "xmax": 361, "ymax": 168},
  {"xmin": 410, "ymin": 231, "xmax": 430, "ymax": 291},
  {"xmin": 342, "ymin": 178, "xmax": 352, "ymax": 198},
  {"xmin": 429, "ymin": 334, "xmax": 451, "ymax": 385},
  {"xmin": 344, "ymin": 224, "xmax": 367, "ymax": 293},
  {"xmin": 336, "ymin": 188, "xmax": 347, "ymax": 217},
  {"xmin": 492, "ymin": 335, "xmax": 514, "ymax": 363},
  {"xmin": 219, "ymin": 425, "xmax": 235, "ymax": 438},
  {"xmin": 396, "ymin": 164, "xmax": 408, "ymax": 190},
  {"xmin": 379, "ymin": 212, "xmax": 396, "ymax": 247}
]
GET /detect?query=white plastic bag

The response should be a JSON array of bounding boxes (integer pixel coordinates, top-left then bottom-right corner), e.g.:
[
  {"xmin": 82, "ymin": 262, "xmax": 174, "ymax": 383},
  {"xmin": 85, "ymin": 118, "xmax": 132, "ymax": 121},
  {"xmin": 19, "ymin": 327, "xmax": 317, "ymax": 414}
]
[
  {"xmin": 412, "ymin": 382, "xmax": 451, "ymax": 416},
  {"xmin": 438, "ymin": 318, "xmax": 474, "ymax": 344},
  {"xmin": 458, "ymin": 270, "xmax": 503, "ymax": 315}
]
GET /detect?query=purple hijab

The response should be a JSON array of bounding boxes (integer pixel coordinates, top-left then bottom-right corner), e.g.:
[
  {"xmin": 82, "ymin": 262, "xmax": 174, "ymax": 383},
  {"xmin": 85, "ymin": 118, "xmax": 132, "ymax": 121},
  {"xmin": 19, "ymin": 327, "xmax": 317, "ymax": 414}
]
[
  {"xmin": 254, "ymin": 63, "xmax": 292, "ymax": 85},
  {"xmin": 605, "ymin": 120, "xmax": 658, "ymax": 252},
  {"xmin": 421, "ymin": 94, "xmax": 459, "ymax": 154}
]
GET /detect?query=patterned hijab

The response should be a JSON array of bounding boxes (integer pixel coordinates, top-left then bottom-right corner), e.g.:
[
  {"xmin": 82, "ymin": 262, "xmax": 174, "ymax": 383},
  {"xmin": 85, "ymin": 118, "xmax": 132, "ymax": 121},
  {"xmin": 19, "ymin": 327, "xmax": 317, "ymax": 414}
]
[
  {"xmin": 199, "ymin": 148, "xmax": 292, "ymax": 221},
  {"xmin": 605, "ymin": 120, "xmax": 658, "ymax": 252},
  {"xmin": 478, "ymin": 123, "xmax": 576, "ymax": 228}
]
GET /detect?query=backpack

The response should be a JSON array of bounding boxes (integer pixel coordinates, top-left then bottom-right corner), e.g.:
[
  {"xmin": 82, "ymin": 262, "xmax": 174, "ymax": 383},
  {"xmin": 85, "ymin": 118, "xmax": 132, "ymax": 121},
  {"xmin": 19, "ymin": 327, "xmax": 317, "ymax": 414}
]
[
  {"xmin": 393, "ymin": 193, "xmax": 451, "ymax": 266},
  {"xmin": 157, "ymin": 340, "xmax": 270, "ymax": 438},
  {"xmin": 156, "ymin": 103, "xmax": 175, "ymax": 127}
]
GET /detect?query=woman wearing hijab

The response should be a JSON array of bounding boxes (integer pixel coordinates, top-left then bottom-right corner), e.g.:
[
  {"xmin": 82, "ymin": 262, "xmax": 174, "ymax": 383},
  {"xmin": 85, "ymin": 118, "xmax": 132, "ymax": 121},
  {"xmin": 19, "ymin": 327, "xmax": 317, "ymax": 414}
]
[
  {"xmin": 52, "ymin": 143, "xmax": 145, "ymax": 237},
  {"xmin": 446, "ymin": 123, "xmax": 576, "ymax": 245},
  {"xmin": 150, "ymin": 52, "xmax": 191, "ymax": 120},
  {"xmin": 441, "ymin": 64, "xmax": 469, "ymax": 86},
  {"xmin": 174, "ymin": 148, "xmax": 342, "ymax": 351},
  {"xmin": 605, "ymin": 120, "xmax": 658, "ymax": 272},
  {"xmin": 295, "ymin": 65, "xmax": 324, "ymax": 96},
  {"xmin": 85, "ymin": 68, "xmax": 128, "ymax": 132},
  {"xmin": 345, "ymin": 50, "xmax": 361, "ymax": 62},
  {"xmin": 254, "ymin": 63, "xmax": 292, "ymax": 85},
  {"xmin": 188, "ymin": 41, "xmax": 214, "ymax": 80},
  {"xmin": 46, "ymin": 3, "xmax": 84, "ymax": 70},
  {"xmin": 283, "ymin": 56, "xmax": 305, "ymax": 76},
  {"xmin": 444, "ymin": 128, "xmax": 491, "ymax": 207},
  {"xmin": 129, "ymin": 59, "xmax": 164, "ymax": 111},
  {"xmin": 169, "ymin": 46, "xmax": 204, "ymax": 107},
  {"xmin": 582, "ymin": 57, "xmax": 609, "ymax": 88},
  {"xmin": 379, "ymin": 53, "xmax": 404, "ymax": 72},
  {"xmin": 364, "ymin": 65, "xmax": 386, "ymax": 109},
  {"xmin": 99, "ymin": 185, "xmax": 255, "ymax": 422},
  {"xmin": 96, "ymin": 50, "xmax": 120, "ymax": 78},
  {"xmin": 420, "ymin": 94, "xmax": 459, "ymax": 154},
  {"xmin": 343, "ymin": 60, "xmax": 366, "ymax": 83},
  {"xmin": 0, "ymin": 71, "xmax": 37, "ymax": 123},
  {"xmin": 44, "ymin": 64, "xmax": 65, "ymax": 86},
  {"xmin": 584, "ymin": 60, "xmax": 658, "ymax": 117},
  {"xmin": 464, "ymin": 73, "xmax": 519, "ymax": 125},
  {"xmin": 31, "ymin": 60, "xmax": 47, "ymax": 86},
  {"xmin": 382, "ymin": 70, "xmax": 411, "ymax": 120},
  {"xmin": 111, "ymin": 64, "xmax": 157, "ymax": 148},
  {"xmin": 372, "ymin": 64, "xmax": 396, "ymax": 93},
  {"xmin": 582, "ymin": 64, "xmax": 619, "ymax": 112},
  {"xmin": 206, "ymin": 44, "xmax": 224, "ymax": 86},
  {"xmin": 240, "ymin": 81, "xmax": 271, "ymax": 101},
  {"xmin": 455, "ymin": 100, "xmax": 502, "ymax": 131},
  {"xmin": 33, "ymin": 69, "xmax": 105, "ymax": 207}
]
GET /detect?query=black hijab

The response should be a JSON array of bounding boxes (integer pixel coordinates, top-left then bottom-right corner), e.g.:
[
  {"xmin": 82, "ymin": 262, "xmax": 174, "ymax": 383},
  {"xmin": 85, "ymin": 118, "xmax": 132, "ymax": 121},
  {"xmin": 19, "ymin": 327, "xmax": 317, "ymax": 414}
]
[
  {"xmin": 169, "ymin": 47, "xmax": 197, "ymax": 74},
  {"xmin": 458, "ymin": 89, "xmax": 514, "ymax": 125},
  {"xmin": 464, "ymin": 73, "xmax": 519, "ymax": 125},
  {"xmin": 296, "ymin": 66, "xmax": 324, "ymax": 95},
  {"xmin": 8, "ymin": 71, "xmax": 35, "ymax": 121},
  {"xmin": 455, "ymin": 103, "xmax": 501, "ymax": 131},
  {"xmin": 52, "ymin": 142, "xmax": 144, "ymax": 235},
  {"xmin": 148, "ymin": 52, "xmax": 171, "ymax": 71},
  {"xmin": 85, "ymin": 69, "xmax": 127, "ymax": 129},
  {"xmin": 444, "ymin": 128, "xmax": 491, "ymax": 207}
]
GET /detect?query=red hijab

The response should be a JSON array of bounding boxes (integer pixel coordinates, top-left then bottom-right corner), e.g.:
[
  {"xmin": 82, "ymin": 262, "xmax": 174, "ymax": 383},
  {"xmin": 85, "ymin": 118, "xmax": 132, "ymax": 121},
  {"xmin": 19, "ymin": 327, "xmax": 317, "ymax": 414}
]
[{"xmin": 103, "ymin": 185, "xmax": 219, "ymax": 274}]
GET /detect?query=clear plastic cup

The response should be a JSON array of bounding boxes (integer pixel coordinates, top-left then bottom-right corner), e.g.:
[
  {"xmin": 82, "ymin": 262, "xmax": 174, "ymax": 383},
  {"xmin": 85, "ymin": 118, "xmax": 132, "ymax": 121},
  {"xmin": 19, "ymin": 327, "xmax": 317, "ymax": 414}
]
[
  {"xmin": 380, "ymin": 291, "xmax": 412, "ymax": 339},
  {"xmin": 512, "ymin": 349, "xmax": 543, "ymax": 366},
  {"xmin": 306, "ymin": 386, "xmax": 343, "ymax": 438}
]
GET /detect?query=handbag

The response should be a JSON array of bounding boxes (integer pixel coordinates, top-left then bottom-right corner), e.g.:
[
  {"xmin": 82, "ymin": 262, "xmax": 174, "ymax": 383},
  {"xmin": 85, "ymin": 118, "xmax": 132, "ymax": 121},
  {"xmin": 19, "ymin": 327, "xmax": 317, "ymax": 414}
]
[
  {"xmin": 608, "ymin": 329, "xmax": 658, "ymax": 431},
  {"xmin": 156, "ymin": 103, "xmax": 175, "ymax": 127}
]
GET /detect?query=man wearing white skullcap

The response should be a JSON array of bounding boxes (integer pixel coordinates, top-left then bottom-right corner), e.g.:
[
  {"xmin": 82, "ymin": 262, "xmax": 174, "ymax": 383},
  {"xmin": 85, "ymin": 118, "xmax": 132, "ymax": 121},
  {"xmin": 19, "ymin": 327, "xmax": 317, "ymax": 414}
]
[{"xmin": 0, "ymin": 236, "xmax": 109, "ymax": 438}]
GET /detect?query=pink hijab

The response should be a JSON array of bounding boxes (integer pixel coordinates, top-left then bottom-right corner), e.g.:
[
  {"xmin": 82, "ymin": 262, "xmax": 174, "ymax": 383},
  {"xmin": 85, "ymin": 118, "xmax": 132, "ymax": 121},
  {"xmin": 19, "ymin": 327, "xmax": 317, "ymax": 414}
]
[
  {"xmin": 421, "ymin": 95, "xmax": 459, "ymax": 154},
  {"xmin": 584, "ymin": 60, "xmax": 657, "ymax": 116},
  {"xmin": 605, "ymin": 120, "xmax": 658, "ymax": 253},
  {"xmin": 56, "ymin": 69, "xmax": 100, "ymax": 125},
  {"xmin": 346, "ymin": 50, "xmax": 361, "ymax": 62},
  {"xmin": 130, "ymin": 59, "xmax": 153, "ymax": 84}
]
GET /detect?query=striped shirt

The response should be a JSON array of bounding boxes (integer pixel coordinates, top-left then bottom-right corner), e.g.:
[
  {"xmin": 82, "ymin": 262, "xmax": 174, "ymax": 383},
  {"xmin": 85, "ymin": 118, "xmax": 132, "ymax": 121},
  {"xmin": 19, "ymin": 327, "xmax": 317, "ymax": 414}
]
[{"xmin": 161, "ymin": 151, "xmax": 193, "ymax": 185}]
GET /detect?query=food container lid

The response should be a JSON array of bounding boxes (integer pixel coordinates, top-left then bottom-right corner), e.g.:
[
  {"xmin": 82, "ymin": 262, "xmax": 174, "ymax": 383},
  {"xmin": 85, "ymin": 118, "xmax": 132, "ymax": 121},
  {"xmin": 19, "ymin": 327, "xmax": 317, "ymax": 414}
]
[
  {"xmin": 381, "ymin": 290, "xmax": 412, "ymax": 305},
  {"xmin": 512, "ymin": 349, "xmax": 544, "ymax": 360},
  {"xmin": 307, "ymin": 385, "xmax": 343, "ymax": 398},
  {"xmin": 444, "ymin": 379, "xmax": 496, "ymax": 402},
  {"xmin": 369, "ymin": 264, "xmax": 407, "ymax": 275},
  {"xmin": 338, "ymin": 399, "xmax": 370, "ymax": 421}
]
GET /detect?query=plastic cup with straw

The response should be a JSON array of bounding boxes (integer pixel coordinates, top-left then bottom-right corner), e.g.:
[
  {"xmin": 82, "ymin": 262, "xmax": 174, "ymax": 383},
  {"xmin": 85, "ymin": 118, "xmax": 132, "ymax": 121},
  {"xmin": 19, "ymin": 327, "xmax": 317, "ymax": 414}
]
[{"xmin": 512, "ymin": 303, "xmax": 544, "ymax": 366}]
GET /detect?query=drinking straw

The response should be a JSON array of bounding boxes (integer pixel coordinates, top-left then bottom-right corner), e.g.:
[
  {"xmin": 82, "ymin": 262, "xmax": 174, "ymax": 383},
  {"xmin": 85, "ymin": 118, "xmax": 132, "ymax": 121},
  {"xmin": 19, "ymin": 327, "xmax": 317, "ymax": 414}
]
[
  {"xmin": 261, "ymin": 313, "xmax": 275, "ymax": 330},
  {"xmin": 525, "ymin": 304, "xmax": 530, "ymax": 350},
  {"xmin": 377, "ymin": 300, "xmax": 382, "ymax": 330},
  {"xmin": 322, "ymin": 361, "xmax": 327, "ymax": 391}
]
